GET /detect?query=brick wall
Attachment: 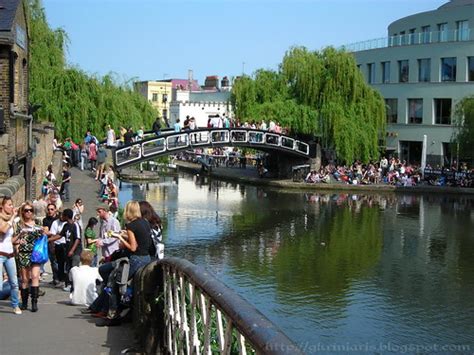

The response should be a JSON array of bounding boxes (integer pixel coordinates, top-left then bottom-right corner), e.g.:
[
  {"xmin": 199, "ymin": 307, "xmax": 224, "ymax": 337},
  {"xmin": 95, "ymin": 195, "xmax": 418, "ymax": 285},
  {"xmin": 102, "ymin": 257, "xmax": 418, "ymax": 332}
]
[{"xmin": 0, "ymin": 53, "xmax": 10, "ymax": 182}]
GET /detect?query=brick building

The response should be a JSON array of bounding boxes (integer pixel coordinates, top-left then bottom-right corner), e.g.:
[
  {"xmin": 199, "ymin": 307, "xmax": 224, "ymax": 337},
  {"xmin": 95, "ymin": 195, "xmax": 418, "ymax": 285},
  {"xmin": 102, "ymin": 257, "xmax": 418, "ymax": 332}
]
[{"xmin": 0, "ymin": 0, "xmax": 41, "ymax": 202}]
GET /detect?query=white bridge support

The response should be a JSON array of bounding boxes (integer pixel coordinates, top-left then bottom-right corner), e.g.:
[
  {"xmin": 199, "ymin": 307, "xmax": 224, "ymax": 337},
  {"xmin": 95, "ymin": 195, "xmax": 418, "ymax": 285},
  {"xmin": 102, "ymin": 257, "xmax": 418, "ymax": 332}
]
[{"xmin": 113, "ymin": 128, "xmax": 311, "ymax": 169}]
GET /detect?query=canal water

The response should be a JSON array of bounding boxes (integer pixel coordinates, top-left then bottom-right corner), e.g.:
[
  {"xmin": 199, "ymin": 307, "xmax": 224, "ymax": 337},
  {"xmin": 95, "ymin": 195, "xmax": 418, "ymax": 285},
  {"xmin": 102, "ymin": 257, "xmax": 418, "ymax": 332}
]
[{"xmin": 119, "ymin": 173, "xmax": 474, "ymax": 353}]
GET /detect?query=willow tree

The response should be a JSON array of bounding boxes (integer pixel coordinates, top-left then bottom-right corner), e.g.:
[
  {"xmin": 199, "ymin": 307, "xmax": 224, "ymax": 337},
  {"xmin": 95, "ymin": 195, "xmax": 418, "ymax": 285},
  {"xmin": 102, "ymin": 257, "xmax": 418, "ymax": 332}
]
[
  {"xmin": 232, "ymin": 46, "xmax": 386, "ymax": 163},
  {"xmin": 27, "ymin": 0, "xmax": 157, "ymax": 141},
  {"xmin": 452, "ymin": 96, "xmax": 474, "ymax": 162}
]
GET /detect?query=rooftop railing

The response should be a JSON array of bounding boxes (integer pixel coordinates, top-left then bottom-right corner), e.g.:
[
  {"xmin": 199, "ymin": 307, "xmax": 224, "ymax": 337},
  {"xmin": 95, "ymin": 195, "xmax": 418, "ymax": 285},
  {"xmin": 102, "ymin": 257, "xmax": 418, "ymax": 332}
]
[{"xmin": 342, "ymin": 28, "xmax": 472, "ymax": 52}]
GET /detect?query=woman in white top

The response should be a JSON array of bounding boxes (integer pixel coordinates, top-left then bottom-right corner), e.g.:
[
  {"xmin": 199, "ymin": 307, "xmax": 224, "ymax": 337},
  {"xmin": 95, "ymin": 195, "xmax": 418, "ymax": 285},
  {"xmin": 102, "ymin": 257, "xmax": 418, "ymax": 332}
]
[
  {"xmin": 72, "ymin": 198, "xmax": 84, "ymax": 235},
  {"xmin": 106, "ymin": 125, "xmax": 116, "ymax": 147},
  {"xmin": 0, "ymin": 196, "xmax": 22, "ymax": 314}
]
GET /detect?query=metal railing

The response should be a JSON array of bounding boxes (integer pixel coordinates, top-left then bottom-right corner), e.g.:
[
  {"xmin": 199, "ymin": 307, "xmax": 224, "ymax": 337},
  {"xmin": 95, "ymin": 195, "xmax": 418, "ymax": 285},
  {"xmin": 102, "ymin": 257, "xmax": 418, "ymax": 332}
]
[
  {"xmin": 113, "ymin": 128, "xmax": 310, "ymax": 169},
  {"xmin": 133, "ymin": 258, "xmax": 302, "ymax": 354},
  {"xmin": 342, "ymin": 28, "xmax": 473, "ymax": 52}
]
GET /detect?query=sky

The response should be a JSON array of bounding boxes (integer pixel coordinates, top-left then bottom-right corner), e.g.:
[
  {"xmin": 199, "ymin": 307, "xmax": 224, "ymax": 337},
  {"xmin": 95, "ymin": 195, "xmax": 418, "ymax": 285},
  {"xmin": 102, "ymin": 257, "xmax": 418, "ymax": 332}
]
[{"xmin": 42, "ymin": 0, "xmax": 447, "ymax": 84}]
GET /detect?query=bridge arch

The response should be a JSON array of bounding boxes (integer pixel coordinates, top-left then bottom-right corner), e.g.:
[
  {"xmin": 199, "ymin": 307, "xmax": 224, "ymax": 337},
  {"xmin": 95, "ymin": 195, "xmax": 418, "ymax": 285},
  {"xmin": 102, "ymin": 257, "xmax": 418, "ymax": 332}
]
[{"xmin": 112, "ymin": 128, "xmax": 312, "ymax": 169}]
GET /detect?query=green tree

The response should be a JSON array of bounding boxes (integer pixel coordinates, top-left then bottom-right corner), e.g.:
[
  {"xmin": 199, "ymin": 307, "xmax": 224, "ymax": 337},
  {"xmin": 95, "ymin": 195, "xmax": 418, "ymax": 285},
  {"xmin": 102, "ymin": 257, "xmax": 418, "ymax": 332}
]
[
  {"xmin": 26, "ymin": 0, "xmax": 157, "ymax": 141},
  {"xmin": 230, "ymin": 75, "xmax": 256, "ymax": 120},
  {"xmin": 452, "ymin": 96, "xmax": 474, "ymax": 162},
  {"xmin": 231, "ymin": 46, "xmax": 386, "ymax": 163}
]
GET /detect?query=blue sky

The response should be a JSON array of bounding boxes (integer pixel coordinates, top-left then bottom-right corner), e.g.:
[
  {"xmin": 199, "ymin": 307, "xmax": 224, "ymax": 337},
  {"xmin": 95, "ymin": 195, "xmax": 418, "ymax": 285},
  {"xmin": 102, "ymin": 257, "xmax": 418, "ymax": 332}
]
[{"xmin": 43, "ymin": 0, "xmax": 447, "ymax": 84}]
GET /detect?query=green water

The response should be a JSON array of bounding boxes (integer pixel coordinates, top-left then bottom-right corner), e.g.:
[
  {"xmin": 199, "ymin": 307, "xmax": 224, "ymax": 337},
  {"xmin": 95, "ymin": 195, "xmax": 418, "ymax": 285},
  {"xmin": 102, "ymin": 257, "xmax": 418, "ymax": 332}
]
[{"xmin": 119, "ymin": 173, "xmax": 474, "ymax": 353}]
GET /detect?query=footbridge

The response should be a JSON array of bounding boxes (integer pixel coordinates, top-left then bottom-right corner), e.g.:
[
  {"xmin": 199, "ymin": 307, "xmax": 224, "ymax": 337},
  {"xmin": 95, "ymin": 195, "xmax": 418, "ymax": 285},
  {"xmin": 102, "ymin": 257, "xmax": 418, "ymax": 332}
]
[{"xmin": 112, "ymin": 128, "xmax": 313, "ymax": 169}]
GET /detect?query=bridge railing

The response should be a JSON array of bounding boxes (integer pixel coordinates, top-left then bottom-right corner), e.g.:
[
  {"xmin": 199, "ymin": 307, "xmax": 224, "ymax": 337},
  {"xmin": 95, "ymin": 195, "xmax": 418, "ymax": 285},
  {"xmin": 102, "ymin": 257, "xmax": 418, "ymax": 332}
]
[
  {"xmin": 133, "ymin": 257, "xmax": 302, "ymax": 354},
  {"xmin": 114, "ymin": 128, "xmax": 310, "ymax": 168}
]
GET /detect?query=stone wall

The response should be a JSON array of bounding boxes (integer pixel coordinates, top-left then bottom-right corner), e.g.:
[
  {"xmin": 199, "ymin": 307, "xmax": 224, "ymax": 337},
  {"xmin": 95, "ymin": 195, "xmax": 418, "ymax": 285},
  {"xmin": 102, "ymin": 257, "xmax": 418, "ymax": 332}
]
[
  {"xmin": 0, "ymin": 1, "xmax": 30, "ymax": 182},
  {"xmin": 31, "ymin": 123, "xmax": 56, "ymax": 199},
  {"xmin": 0, "ymin": 175, "xmax": 25, "ymax": 206},
  {"xmin": 0, "ymin": 52, "xmax": 10, "ymax": 183}
]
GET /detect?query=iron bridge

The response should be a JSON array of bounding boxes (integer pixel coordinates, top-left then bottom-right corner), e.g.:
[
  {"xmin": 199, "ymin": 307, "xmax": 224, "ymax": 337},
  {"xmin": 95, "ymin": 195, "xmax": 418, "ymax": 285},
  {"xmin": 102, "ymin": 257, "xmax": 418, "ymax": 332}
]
[{"xmin": 113, "ymin": 128, "xmax": 311, "ymax": 169}]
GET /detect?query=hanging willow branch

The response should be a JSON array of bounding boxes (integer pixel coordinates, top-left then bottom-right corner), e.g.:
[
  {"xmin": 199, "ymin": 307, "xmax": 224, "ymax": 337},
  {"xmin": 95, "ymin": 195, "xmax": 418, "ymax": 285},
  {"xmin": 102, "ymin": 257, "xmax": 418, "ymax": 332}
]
[
  {"xmin": 231, "ymin": 46, "xmax": 386, "ymax": 164},
  {"xmin": 27, "ymin": 0, "xmax": 157, "ymax": 142}
]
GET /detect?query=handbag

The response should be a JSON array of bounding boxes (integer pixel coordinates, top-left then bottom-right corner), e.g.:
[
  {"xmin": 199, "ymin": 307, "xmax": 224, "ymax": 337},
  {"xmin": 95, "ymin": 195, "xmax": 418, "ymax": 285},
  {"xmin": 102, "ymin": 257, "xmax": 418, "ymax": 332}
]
[{"xmin": 31, "ymin": 234, "xmax": 49, "ymax": 264}]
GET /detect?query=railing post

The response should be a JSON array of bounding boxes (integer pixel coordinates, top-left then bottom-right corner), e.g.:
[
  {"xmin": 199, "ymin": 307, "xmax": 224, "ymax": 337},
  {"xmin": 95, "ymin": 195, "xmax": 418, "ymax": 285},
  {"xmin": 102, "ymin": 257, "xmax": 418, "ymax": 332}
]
[{"xmin": 132, "ymin": 261, "xmax": 165, "ymax": 354}]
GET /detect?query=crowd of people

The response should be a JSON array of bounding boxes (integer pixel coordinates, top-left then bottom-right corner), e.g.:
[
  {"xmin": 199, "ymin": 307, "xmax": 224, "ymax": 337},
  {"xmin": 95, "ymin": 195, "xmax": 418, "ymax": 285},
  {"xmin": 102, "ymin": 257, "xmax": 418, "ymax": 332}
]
[
  {"xmin": 0, "ymin": 129, "xmax": 164, "ymax": 328},
  {"xmin": 304, "ymin": 157, "xmax": 473, "ymax": 188}
]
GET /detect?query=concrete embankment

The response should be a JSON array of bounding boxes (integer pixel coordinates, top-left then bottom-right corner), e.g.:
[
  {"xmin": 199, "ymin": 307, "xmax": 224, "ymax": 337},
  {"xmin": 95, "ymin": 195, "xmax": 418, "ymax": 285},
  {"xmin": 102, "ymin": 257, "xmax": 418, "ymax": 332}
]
[{"xmin": 174, "ymin": 161, "xmax": 474, "ymax": 196}]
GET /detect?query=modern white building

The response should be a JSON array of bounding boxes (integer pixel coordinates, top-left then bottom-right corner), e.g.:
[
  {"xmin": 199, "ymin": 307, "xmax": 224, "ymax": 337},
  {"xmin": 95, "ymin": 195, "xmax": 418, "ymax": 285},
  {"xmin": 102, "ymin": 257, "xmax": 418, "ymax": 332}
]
[
  {"xmin": 349, "ymin": 0, "xmax": 474, "ymax": 165},
  {"xmin": 169, "ymin": 90, "xmax": 233, "ymax": 128}
]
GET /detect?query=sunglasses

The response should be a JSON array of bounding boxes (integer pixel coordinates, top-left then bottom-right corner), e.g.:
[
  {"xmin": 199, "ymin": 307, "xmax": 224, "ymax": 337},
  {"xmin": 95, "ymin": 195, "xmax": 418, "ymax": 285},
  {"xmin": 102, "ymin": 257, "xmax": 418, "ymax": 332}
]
[{"xmin": 23, "ymin": 209, "xmax": 34, "ymax": 213}]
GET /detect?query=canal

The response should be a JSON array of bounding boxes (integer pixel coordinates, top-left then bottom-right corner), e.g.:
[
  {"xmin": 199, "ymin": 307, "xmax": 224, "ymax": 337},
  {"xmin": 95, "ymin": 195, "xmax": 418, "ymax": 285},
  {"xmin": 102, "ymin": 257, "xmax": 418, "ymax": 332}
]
[{"xmin": 119, "ymin": 172, "xmax": 474, "ymax": 352}]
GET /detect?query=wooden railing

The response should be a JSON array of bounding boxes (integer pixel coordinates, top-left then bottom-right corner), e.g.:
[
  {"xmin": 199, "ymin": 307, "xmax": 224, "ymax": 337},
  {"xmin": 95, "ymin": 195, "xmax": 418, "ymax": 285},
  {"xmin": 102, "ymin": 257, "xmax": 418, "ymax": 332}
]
[{"xmin": 133, "ymin": 257, "xmax": 302, "ymax": 354}]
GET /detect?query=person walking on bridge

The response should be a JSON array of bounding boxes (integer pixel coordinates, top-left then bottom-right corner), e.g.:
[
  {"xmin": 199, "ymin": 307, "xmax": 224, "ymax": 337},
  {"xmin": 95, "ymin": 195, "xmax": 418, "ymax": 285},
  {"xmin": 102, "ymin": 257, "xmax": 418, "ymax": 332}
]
[{"xmin": 152, "ymin": 117, "xmax": 162, "ymax": 137}]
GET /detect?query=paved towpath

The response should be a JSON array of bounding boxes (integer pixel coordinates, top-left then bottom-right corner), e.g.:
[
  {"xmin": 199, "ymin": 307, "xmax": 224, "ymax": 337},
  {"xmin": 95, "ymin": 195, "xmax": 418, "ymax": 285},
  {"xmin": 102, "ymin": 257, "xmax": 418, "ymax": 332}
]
[{"xmin": 0, "ymin": 167, "xmax": 135, "ymax": 355}]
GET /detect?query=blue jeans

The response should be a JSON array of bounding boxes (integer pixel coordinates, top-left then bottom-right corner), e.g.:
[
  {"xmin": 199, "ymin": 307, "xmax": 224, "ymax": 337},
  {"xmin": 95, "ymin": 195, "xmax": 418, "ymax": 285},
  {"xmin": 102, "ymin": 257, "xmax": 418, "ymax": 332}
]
[
  {"xmin": 0, "ymin": 256, "xmax": 20, "ymax": 308},
  {"xmin": 129, "ymin": 254, "xmax": 151, "ymax": 278}
]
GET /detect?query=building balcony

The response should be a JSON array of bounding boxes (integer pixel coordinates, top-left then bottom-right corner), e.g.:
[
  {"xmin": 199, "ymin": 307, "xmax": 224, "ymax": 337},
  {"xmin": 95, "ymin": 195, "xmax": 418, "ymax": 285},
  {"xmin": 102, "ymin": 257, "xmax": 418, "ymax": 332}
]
[{"xmin": 342, "ymin": 28, "xmax": 472, "ymax": 52}]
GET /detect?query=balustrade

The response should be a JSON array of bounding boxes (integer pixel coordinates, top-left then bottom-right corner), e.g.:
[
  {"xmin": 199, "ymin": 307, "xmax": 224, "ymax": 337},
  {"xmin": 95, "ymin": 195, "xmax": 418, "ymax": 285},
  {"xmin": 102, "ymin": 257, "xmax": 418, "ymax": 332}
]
[
  {"xmin": 133, "ymin": 258, "xmax": 302, "ymax": 354},
  {"xmin": 113, "ymin": 128, "xmax": 311, "ymax": 168}
]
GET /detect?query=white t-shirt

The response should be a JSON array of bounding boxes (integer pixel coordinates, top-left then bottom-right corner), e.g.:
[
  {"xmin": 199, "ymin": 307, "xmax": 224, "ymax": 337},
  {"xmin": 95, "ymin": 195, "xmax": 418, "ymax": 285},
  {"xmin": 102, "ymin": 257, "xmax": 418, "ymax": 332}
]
[
  {"xmin": 106, "ymin": 129, "xmax": 116, "ymax": 146},
  {"xmin": 0, "ymin": 225, "xmax": 14, "ymax": 254},
  {"xmin": 69, "ymin": 265, "xmax": 102, "ymax": 306},
  {"xmin": 50, "ymin": 219, "xmax": 66, "ymax": 245}
]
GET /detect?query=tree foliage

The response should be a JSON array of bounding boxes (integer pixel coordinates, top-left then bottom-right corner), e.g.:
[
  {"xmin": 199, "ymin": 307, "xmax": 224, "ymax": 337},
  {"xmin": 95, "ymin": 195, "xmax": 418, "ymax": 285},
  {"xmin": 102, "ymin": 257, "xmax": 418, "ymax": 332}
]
[
  {"xmin": 453, "ymin": 96, "xmax": 474, "ymax": 161},
  {"xmin": 27, "ymin": 0, "xmax": 157, "ymax": 141},
  {"xmin": 231, "ymin": 46, "xmax": 386, "ymax": 163}
]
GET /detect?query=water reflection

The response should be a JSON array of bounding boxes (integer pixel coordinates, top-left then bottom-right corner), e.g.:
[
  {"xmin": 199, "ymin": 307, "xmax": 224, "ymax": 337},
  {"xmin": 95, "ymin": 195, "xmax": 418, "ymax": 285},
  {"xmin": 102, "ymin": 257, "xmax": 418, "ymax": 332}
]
[{"xmin": 119, "ymin": 174, "xmax": 474, "ymax": 348}]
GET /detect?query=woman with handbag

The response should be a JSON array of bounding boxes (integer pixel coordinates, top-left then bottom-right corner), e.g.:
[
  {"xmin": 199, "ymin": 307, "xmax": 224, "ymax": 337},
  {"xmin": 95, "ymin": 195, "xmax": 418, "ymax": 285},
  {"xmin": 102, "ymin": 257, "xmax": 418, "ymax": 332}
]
[
  {"xmin": 0, "ymin": 196, "xmax": 22, "ymax": 314},
  {"xmin": 15, "ymin": 202, "xmax": 44, "ymax": 312}
]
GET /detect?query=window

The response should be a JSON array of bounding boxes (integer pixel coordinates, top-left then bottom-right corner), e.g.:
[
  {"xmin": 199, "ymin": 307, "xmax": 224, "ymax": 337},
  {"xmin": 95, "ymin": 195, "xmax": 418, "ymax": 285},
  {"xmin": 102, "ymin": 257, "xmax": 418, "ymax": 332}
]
[
  {"xmin": 418, "ymin": 58, "xmax": 431, "ymax": 82},
  {"xmin": 385, "ymin": 99, "xmax": 398, "ymax": 124},
  {"xmin": 434, "ymin": 99, "xmax": 452, "ymax": 125},
  {"xmin": 441, "ymin": 57, "xmax": 457, "ymax": 81},
  {"xmin": 421, "ymin": 25, "xmax": 431, "ymax": 43},
  {"xmin": 438, "ymin": 23, "xmax": 448, "ymax": 42},
  {"xmin": 409, "ymin": 28, "xmax": 416, "ymax": 44},
  {"xmin": 382, "ymin": 61, "xmax": 391, "ymax": 83},
  {"xmin": 367, "ymin": 63, "xmax": 375, "ymax": 83},
  {"xmin": 398, "ymin": 60, "xmax": 409, "ymax": 83},
  {"xmin": 152, "ymin": 93, "xmax": 158, "ymax": 101},
  {"xmin": 162, "ymin": 109, "xmax": 168, "ymax": 120},
  {"xmin": 456, "ymin": 20, "xmax": 469, "ymax": 41},
  {"xmin": 162, "ymin": 94, "xmax": 168, "ymax": 103},
  {"xmin": 408, "ymin": 99, "xmax": 423, "ymax": 124},
  {"xmin": 468, "ymin": 57, "xmax": 474, "ymax": 81},
  {"xmin": 400, "ymin": 31, "xmax": 406, "ymax": 45}
]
